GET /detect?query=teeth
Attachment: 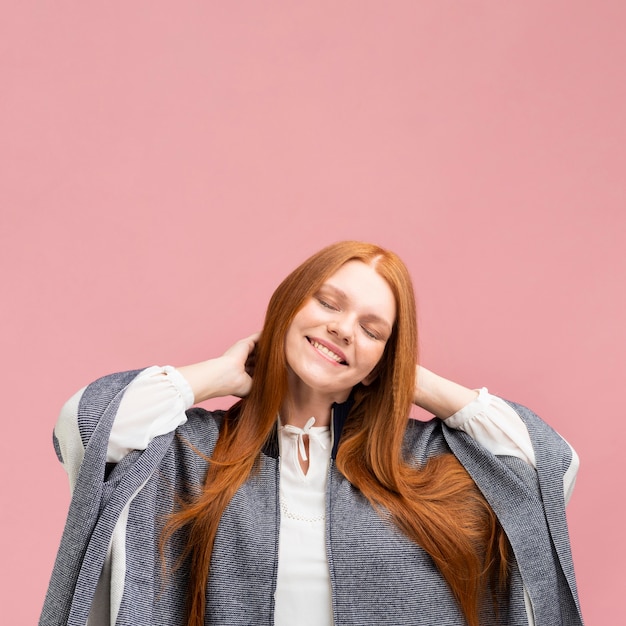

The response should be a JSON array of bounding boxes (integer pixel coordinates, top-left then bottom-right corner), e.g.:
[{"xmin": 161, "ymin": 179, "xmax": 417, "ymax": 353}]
[{"xmin": 310, "ymin": 339, "xmax": 344, "ymax": 363}]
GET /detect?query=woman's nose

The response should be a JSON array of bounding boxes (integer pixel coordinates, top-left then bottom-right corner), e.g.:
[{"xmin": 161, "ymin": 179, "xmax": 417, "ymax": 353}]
[{"xmin": 327, "ymin": 317, "xmax": 353, "ymax": 344}]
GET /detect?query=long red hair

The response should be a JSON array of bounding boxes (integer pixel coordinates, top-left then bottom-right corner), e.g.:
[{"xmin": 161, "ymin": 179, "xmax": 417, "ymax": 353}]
[{"xmin": 161, "ymin": 241, "xmax": 509, "ymax": 626}]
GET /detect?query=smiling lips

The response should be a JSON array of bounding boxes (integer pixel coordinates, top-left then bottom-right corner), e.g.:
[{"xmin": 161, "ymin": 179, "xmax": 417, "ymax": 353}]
[{"xmin": 307, "ymin": 337, "xmax": 348, "ymax": 365}]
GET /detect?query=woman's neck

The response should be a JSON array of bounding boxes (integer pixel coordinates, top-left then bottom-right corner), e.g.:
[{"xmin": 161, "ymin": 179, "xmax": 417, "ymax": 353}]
[
  {"xmin": 280, "ymin": 397, "xmax": 332, "ymax": 428},
  {"xmin": 282, "ymin": 368, "xmax": 351, "ymax": 428}
]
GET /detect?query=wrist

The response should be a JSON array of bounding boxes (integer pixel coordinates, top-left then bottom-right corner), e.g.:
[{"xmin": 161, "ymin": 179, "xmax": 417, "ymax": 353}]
[{"xmin": 177, "ymin": 358, "xmax": 229, "ymax": 404}]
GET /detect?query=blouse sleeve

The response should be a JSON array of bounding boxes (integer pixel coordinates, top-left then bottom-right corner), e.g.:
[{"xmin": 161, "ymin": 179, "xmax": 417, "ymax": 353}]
[
  {"xmin": 105, "ymin": 365, "xmax": 195, "ymax": 462},
  {"xmin": 444, "ymin": 387, "xmax": 536, "ymax": 467}
]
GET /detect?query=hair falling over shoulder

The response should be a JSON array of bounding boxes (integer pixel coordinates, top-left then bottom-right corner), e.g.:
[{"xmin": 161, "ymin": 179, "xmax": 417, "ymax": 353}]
[{"xmin": 160, "ymin": 241, "xmax": 511, "ymax": 626}]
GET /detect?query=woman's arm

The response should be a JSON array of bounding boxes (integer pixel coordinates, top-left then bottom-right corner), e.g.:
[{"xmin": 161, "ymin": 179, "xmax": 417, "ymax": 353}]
[
  {"xmin": 55, "ymin": 334, "xmax": 260, "ymax": 469},
  {"xmin": 414, "ymin": 366, "xmax": 579, "ymax": 502},
  {"xmin": 414, "ymin": 366, "xmax": 536, "ymax": 467},
  {"xmin": 107, "ymin": 333, "xmax": 259, "ymax": 461},
  {"xmin": 413, "ymin": 366, "xmax": 479, "ymax": 419},
  {"xmin": 177, "ymin": 332, "xmax": 259, "ymax": 403}
]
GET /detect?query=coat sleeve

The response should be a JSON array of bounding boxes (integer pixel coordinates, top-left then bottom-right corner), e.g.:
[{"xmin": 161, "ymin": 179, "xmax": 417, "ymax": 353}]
[
  {"xmin": 53, "ymin": 370, "xmax": 146, "ymax": 478},
  {"xmin": 41, "ymin": 369, "xmax": 158, "ymax": 626},
  {"xmin": 43, "ymin": 370, "xmax": 222, "ymax": 626},
  {"xmin": 442, "ymin": 401, "xmax": 584, "ymax": 626}
]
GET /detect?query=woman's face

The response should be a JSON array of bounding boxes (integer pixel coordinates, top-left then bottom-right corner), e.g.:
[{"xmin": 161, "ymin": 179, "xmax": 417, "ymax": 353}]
[{"xmin": 284, "ymin": 260, "xmax": 396, "ymax": 403}]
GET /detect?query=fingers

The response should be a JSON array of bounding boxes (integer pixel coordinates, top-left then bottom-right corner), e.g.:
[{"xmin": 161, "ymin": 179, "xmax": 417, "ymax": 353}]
[
  {"xmin": 223, "ymin": 332, "xmax": 260, "ymax": 358},
  {"xmin": 220, "ymin": 332, "xmax": 261, "ymax": 380},
  {"xmin": 243, "ymin": 331, "xmax": 261, "ymax": 353}
]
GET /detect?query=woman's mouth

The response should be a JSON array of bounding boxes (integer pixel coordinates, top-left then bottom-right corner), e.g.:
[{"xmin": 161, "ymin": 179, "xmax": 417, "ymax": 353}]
[{"xmin": 307, "ymin": 337, "xmax": 348, "ymax": 365}]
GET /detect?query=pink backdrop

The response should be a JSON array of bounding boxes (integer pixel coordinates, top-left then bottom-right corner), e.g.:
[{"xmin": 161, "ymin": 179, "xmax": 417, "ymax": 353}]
[{"xmin": 2, "ymin": 2, "xmax": 624, "ymax": 623}]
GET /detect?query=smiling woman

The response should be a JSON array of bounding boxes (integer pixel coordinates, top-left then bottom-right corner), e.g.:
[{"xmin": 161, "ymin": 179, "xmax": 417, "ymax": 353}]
[{"xmin": 41, "ymin": 242, "xmax": 583, "ymax": 626}]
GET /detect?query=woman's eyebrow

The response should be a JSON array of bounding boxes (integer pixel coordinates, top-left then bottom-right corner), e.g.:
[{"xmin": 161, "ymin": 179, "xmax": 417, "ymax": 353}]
[{"xmin": 319, "ymin": 283, "xmax": 349, "ymax": 301}]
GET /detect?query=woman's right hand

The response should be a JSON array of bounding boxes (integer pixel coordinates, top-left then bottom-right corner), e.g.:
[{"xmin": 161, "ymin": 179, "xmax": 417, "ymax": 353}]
[
  {"xmin": 217, "ymin": 332, "xmax": 260, "ymax": 398},
  {"xmin": 177, "ymin": 332, "xmax": 260, "ymax": 403}
]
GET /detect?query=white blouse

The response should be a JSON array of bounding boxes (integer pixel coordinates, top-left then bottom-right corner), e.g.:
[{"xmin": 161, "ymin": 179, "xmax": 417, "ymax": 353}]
[
  {"xmin": 275, "ymin": 418, "xmax": 333, "ymax": 625},
  {"xmin": 101, "ymin": 366, "xmax": 543, "ymax": 626}
]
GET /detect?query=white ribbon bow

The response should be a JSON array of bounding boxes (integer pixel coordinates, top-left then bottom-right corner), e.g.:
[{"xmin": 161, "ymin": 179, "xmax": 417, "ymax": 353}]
[{"xmin": 281, "ymin": 416, "xmax": 328, "ymax": 462}]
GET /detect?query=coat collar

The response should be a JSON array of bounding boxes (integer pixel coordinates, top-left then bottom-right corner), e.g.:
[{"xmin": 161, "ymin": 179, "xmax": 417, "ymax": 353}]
[{"xmin": 261, "ymin": 393, "xmax": 355, "ymax": 460}]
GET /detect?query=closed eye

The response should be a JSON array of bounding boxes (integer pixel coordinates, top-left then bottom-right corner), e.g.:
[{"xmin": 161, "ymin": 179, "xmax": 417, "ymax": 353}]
[
  {"xmin": 317, "ymin": 297, "xmax": 339, "ymax": 311},
  {"xmin": 361, "ymin": 325, "xmax": 380, "ymax": 340}
]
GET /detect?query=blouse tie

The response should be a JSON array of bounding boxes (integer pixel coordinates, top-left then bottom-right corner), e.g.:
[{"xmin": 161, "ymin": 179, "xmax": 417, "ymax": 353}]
[{"xmin": 281, "ymin": 416, "xmax": 327, "ymax": 462}]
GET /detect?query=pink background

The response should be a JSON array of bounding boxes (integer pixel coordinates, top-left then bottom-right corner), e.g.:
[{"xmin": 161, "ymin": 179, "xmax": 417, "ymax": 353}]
[{"xmin": 1, "ymin": 2, "xmax": 624, "ymax": 623}]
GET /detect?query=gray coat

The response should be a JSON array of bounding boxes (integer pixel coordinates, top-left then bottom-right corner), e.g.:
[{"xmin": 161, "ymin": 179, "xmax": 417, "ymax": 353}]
[{"xmin": 40, "ymin": 370, "xmax": 584, "ymax": 625}]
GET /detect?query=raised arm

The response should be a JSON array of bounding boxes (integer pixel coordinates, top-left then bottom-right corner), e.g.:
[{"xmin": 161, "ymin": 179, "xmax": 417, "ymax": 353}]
[
  {"xmin": 54, "ymin": 333, "xmax": 261, "ymax": 477},
  {"xmin": 177, "ymin": 332, "xmax": 259, "ymax": 402},
  {"xmin": 106, "ymin": 333, "xmax": 260, "ymax": 460},
  {"xmin": 414, "ymin": 365, "xmax": 537, "ymax": 468},
  {"xmin": 413, "ymin": 366, "xmax": 479, "ymax": 419}
]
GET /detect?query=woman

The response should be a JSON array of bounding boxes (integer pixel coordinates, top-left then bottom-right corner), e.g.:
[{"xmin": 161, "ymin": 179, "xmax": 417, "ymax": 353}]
[{"xmin": 41, "ymin": 241, "xmax": 583, "ymax": 626}]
